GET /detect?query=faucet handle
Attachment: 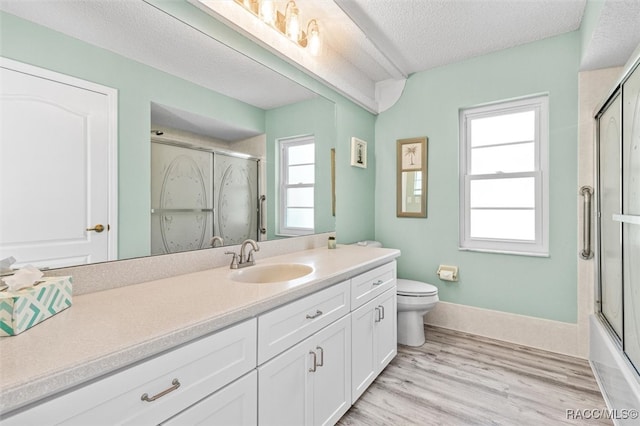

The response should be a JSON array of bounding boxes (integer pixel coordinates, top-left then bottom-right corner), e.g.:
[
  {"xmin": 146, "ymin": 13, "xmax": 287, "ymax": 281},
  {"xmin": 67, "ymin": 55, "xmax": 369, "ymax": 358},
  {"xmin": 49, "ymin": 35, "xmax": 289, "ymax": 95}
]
[{"xmin": 224, "ymin": 251, "xmax": 239, "ymax": 269}]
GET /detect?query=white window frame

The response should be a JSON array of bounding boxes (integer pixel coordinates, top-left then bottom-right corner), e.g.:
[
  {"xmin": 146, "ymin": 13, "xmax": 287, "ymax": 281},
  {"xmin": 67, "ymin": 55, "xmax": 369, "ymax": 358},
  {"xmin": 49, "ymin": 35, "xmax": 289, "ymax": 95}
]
[
  {"xmin": 459, "ymin": 95, "xmax": 549, "ymax": 256},
  {"xmin": 278, "ymin": 135, "xmax": 315, "ymax": 236}
]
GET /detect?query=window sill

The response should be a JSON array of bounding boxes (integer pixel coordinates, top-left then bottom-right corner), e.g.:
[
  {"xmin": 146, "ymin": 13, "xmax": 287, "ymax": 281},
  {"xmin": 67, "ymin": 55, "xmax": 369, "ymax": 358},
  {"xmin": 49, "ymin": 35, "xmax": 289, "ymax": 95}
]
[{"xmin": 458, "ymin": 247, "xmax": 550, "ymax": 258}]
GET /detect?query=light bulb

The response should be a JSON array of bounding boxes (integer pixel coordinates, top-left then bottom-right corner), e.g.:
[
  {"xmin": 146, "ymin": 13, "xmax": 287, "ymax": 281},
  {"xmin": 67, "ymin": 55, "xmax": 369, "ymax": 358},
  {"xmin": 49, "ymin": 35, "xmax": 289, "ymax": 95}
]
[
  {"xmin": 307, "ymin": 20, "xmax": 320, "ymax": 56},
  {"xmin": 285, "ymin": 1, "xmax": 300, "ymax": 42},
  {"xmin": 259, "ymin": 0, "xmax": 275, "ymax": 25}
]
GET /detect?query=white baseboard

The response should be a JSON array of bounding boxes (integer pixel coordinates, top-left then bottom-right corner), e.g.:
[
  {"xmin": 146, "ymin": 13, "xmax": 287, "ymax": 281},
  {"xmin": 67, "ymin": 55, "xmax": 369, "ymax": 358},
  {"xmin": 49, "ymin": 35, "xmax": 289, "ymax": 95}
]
[{"xmin": 425, "ymin": 301, "xmax": 580, "ymax": 358}]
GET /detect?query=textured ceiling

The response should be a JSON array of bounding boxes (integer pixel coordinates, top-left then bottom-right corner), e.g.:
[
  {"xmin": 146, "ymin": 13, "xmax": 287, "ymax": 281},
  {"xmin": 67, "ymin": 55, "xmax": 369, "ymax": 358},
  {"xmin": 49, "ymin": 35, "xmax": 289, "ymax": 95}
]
[
  {"xmin": 0, "ymin": 0, "xmax": 316, "ymax": 111},
  {"xmin": 580, "ymin": 0, "xmax": 640, "ymax": 70},
  {"xmin": 334, "ymin": 0, "xmax": 587, "ymax": 76}
]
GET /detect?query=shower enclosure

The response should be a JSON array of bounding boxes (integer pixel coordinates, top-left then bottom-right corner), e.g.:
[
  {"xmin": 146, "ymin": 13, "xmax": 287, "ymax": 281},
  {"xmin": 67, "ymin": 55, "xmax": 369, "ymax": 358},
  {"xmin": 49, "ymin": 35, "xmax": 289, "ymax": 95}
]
[
  {"xmin": 593, "ymin": 57, "xmax": 640, "ymax": 413},
  {"xmin": 151, "ymin": 142, "xmax": 259, "ymax": 255}
]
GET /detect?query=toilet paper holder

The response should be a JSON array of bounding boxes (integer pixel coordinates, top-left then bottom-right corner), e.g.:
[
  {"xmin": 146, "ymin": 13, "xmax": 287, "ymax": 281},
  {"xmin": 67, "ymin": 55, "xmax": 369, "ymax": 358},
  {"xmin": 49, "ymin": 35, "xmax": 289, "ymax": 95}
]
[{"xmin": 437, "ymin": 265, "xmax": 458, "ymax": 281}]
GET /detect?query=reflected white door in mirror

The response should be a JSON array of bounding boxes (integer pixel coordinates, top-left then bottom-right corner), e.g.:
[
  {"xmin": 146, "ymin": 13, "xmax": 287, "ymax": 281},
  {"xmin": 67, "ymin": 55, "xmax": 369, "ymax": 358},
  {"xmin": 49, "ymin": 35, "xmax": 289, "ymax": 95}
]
[{"xmin": 0, "ymin": 58, "xmax": 118, "ymax": 269}]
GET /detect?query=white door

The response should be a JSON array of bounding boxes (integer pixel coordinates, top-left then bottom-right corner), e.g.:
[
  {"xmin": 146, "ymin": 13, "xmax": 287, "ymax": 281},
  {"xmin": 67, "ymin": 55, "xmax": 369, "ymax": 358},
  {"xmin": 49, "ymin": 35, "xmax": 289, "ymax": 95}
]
[
  {"xmin": 351, "ymin": 298, "xmax": 377, "ymax": 403},
  {"xmin": 375, "ymin": 289, "xmax": 398, "ymax": 371},
  {"xmin": 312, "ymin": 315, "xmax": 351, "ymax": 426},
  {"xmin": 0, "ymin": 58, "xmax": 117, "ymax": 268},
  {"xmin": 258, "ymin": 336, "xmax": 312, "ymax": 426}
]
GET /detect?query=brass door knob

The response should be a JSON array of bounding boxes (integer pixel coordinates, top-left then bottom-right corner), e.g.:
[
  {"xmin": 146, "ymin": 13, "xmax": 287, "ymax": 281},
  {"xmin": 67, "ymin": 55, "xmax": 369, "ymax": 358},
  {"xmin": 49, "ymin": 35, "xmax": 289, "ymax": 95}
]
[{"xmin": 86, "ymin": 224, "xmax": 105, "ymax": 233}]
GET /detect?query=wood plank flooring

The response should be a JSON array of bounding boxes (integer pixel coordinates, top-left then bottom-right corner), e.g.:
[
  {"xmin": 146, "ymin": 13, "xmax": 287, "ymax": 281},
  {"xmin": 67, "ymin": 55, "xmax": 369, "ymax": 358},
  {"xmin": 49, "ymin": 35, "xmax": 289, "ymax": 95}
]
[{"xmin": 338, "ymin": 326, "xmax": 611, "ymax": 426}]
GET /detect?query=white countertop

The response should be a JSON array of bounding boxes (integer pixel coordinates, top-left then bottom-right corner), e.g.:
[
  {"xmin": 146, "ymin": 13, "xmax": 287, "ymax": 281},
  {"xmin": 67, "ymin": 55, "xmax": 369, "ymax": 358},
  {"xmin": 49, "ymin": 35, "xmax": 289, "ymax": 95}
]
[{"xmin": 0, "ymin": 245, "xmax": 400, "ymax": 414}]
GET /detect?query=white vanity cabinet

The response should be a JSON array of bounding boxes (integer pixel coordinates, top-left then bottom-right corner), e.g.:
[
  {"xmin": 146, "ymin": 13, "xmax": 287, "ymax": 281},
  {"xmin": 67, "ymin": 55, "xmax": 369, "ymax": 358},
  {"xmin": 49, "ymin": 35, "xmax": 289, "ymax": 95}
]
[
  {"xmin": 160, "ymin": 370, "xmax": 257, "ymax": 426},
  {"xmin": 258, "ymin": 315, "xmax": 351, "ymax": 426},
  {"xmin": 1, "ymin": 319, "xmax": 257, "ymax": 426},
  {"xmin": 257, "ymin": 280, "xmax": 351, "ymax": 426},
  {"xmin": 350, "ymin": 262, "xmax": 397, "ymax": 403}
]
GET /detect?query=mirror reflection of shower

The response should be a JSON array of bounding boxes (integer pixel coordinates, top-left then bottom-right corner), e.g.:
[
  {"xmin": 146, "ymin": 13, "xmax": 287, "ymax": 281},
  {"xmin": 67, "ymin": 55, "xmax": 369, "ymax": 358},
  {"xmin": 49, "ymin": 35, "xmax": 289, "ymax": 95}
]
[{"xmin": 150, "ymin": 102, "xmax": 266, "ymax": 255}]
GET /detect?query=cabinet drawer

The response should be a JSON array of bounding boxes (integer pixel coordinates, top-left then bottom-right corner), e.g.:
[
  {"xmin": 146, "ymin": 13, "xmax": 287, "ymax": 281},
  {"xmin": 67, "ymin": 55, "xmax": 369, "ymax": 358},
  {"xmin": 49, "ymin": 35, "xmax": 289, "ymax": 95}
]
[
  {"xmin": 258, "ymin": 280, "xmax": 350, "ymax": 364},
  {"xmin": 351, "ymin": 261, "xmax": 396, "ymax": 310},
  {"xmin": 161, "ymin": 370, "xmax": 257, "ymax": 426},
  {"xmin": 3, "ymin": 319, "xmax": 257, "ymax": 426}
]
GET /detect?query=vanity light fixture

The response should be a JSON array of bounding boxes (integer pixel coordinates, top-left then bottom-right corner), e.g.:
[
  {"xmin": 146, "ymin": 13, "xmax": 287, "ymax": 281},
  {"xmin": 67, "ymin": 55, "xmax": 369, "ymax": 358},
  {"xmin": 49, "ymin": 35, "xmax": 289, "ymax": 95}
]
[
  {"xmin": 284, "ymin": 1, "xmax": 300, "ymax": 42},
  {"xmin": 234, "ymin": 0, "xmax": 321, "ymax": 56},
  {"xmin": 303, "ymin": 19, "xmax": 320, "ymax": 56}
]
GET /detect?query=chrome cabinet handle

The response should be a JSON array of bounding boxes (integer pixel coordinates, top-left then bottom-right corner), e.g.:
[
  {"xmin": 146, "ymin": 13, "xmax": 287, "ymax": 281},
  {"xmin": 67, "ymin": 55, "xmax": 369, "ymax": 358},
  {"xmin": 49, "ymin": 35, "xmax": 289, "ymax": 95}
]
[
  {"xmin": 306, "ymin": 310, "xmax": 323, "ymax": 319},
  {"xmin": 141, "ymin": 378, "xmax": 181, "ymax": 402},
  {"xmin": 374, "ymin": 307, "xmax": 381, "ymax": 323},
  {"xmin": 378, "ymin": 305, "xmax": 385, "ymax": 320},
  {"xmin": 372, "ymin": 280, "xmax": 384, "ymax": 286},
  {"xmin": 316, "ymin": 346, "xmax": 324, "ymax": 367},
  {"xmin": 309, "ymin": 350, "xmax": 317, "ymax": 372}
]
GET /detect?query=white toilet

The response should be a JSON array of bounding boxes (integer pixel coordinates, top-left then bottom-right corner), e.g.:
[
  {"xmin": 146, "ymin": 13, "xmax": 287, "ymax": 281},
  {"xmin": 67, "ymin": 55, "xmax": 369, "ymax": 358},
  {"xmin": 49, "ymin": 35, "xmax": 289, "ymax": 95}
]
[
  {"xmin": 397, "ymin": 279, "xmax": 439, "ymax": 347},
  {"xmin": 356, "ymin": 241, "xmax": 439, "ymax": 347}
]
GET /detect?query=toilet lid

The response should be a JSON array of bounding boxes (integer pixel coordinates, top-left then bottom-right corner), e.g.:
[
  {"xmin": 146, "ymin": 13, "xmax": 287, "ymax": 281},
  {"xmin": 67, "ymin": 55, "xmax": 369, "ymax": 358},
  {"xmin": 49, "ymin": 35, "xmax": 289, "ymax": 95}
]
[{"xmin": 397, "ymin": 279, "xmax": 438, "ymax": 296}]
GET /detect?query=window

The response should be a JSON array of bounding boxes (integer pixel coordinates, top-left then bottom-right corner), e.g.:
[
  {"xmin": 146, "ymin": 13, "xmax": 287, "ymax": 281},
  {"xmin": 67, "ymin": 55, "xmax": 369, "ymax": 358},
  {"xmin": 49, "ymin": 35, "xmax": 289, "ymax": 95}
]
[
  {"xmin": 279, "ymin": 136, "xmax": 315, "ymax": 235},
  {"xmin": 459, "ymin": 95, "xmax": 549, "ymax": 255}
]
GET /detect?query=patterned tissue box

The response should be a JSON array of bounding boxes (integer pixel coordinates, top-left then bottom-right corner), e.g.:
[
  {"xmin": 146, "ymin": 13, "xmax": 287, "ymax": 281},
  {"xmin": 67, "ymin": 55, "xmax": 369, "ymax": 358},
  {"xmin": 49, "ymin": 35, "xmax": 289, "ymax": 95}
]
[{"xmin": 0, "ymin": 276, "xmax": 72, "ymax": 336}]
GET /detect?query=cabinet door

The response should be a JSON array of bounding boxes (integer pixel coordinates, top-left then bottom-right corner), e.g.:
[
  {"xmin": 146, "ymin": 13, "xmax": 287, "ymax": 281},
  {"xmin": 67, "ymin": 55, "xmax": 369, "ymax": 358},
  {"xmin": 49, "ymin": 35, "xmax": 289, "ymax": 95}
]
[
  {"xmin": 350, "ymin": 297, "xmax": 377, "ymax": 403},
  {"xmin": 161, "ymin": 371, "xmax": 257, "ymax": 426},
  {"xmin": 258, "ymin": 337, "xmax": 312, "ymax": 426},
  {"xmin": 375, "ymin": 289, "xmax": 397, "ymax": 372},
  {"xmin": 312, "ymin": 315, "xmax": 351, "ymax": 426},
  {"xmin": 351, "ymin": 288, "xmax": 397, "ymax": 404}
]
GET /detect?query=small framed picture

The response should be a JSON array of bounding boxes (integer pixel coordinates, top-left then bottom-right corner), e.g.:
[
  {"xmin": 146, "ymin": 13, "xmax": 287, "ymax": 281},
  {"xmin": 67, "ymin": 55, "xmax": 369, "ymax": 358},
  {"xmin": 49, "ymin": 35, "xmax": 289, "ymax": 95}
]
[{"xmin": 350, "ymin": 137, "xmax": 367, "ymax": 168}]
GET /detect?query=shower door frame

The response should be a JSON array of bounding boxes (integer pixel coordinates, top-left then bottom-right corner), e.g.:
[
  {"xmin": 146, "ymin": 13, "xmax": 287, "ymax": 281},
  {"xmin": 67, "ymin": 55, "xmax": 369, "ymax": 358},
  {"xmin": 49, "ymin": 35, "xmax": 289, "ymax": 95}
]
[{"xmin": 595, "ymin": 58, "xmax": 640, "ymax": 376}]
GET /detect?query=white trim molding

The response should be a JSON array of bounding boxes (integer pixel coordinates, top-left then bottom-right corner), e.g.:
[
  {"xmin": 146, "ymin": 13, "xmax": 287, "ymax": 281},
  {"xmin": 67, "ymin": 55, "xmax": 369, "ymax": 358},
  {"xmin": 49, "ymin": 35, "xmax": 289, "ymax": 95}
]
[{"xmin": 425, "ymin": 301, "xmax": 580, "ymax": 357}]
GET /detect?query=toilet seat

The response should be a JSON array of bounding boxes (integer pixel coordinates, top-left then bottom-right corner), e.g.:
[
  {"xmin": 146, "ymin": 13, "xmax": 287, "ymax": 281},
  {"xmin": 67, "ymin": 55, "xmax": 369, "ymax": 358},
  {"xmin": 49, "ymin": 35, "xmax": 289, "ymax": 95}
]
[{"xmin": 397, "ymin": 279, "xmax": 438, "ymax": 296}]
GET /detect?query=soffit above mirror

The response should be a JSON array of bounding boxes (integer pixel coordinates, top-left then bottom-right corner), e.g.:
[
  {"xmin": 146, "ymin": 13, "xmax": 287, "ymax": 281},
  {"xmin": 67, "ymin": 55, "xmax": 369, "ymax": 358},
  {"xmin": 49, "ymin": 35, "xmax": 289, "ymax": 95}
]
[{"xmin": 0, "ymin": 0, "xmax": 317, "ymax": 110}]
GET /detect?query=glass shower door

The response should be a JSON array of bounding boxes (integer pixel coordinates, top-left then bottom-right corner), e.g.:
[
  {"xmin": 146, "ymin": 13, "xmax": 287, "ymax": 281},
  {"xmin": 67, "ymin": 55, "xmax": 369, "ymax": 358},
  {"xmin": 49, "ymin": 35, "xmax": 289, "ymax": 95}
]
[
  {"xmin": 622, "ymin": 63, "xmax": 640, "ymax": 371},
  {"xmin": 150, "ymin": 142, "xmax": 213, "ymax": 255},
  {"xmin": 598, "ymin": 93, "xmax": 623, "ymax": 339}
]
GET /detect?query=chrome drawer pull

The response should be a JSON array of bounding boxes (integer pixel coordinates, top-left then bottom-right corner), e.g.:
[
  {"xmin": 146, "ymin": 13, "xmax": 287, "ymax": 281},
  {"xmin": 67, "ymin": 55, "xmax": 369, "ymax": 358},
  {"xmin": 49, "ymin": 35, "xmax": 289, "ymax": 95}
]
[
  {"xmin": 379, "ymin": 305, "xmax": 385, "ymax": 320},
  {"xmin": 309, "ymin": 350, "xmax": 318, "ymax": 372},
  {"xmin": 316, "ymin": 346, "xmax": 324, "ymax": 367},
  {"xmin": 372, "ymin": 280, "xmax": 384, "ymax": 286},
  {"xmin": 306, "ymin": 310, "xmax": 323, "ymax": 319},
  {"xmin": 141, "ymin": 378, "xmax": 181, "ymax": 402}
]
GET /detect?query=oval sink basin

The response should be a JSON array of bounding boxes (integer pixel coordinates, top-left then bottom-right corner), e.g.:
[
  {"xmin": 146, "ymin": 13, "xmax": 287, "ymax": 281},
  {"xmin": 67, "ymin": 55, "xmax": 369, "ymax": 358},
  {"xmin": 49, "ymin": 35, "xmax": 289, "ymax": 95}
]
[{"xmin": 230, "ymin": 263, "xmax": 314, "ymax": 284}]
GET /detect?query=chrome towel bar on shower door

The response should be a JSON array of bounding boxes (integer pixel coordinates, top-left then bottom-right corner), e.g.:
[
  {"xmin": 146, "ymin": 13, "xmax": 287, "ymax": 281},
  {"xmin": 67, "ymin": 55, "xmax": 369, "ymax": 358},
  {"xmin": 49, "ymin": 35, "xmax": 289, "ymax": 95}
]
[{"xmin": 580, "ymin": 186, "xmax": 594, "ymax": 260}]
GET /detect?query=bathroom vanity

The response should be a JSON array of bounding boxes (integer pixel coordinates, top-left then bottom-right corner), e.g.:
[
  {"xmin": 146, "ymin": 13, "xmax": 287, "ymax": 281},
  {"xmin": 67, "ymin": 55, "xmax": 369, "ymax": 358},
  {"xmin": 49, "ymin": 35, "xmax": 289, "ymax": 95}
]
[{"xmin": 0, "ymin": 245, "xmax": 399, "ymax": 425}]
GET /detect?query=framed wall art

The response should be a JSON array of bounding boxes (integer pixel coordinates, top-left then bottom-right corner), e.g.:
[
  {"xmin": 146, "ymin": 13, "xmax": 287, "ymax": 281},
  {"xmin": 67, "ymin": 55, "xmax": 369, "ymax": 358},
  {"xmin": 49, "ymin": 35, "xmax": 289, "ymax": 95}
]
[
  {"xmin": 350, "ymin": 137, "xmax": 367, "ymax": 168},
  {"xmin": 397, "ymin": 136, "xmax": 428, "ymax": 217}
]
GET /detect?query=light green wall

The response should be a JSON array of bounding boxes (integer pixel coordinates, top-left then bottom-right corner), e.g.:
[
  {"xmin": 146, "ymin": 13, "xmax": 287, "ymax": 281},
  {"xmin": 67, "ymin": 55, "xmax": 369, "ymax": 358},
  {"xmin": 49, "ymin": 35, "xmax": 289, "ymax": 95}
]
[
  {"xmin": 265, "ymin": 97, "xmax": 336, "ymax": 239},
  {"xmin": 375, "ymin": 32, "xmax": 581, "ymax": 323},
  {"xmin": 150, "ymin": 0, "xmax": 377, "ymax": 245},
  {"xmin": 0, "ymin": 11, "xmax": 265, "ymax": 260},
  {"xmin": 1, "ymin": 2, "xmax": 378, "ymax": 258}
]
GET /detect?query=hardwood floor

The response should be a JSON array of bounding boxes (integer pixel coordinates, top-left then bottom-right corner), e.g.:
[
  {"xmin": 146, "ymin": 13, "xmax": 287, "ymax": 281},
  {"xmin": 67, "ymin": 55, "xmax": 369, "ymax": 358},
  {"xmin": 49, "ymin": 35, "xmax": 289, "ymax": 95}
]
[{"xmin": 339, "ymin": 326, "xmax": 611, "ymax": 426}]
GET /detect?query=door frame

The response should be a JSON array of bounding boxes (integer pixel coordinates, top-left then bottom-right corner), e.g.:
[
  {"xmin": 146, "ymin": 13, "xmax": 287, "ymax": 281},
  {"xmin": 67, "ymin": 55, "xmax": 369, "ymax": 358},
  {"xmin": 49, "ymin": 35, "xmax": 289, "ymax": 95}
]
[{"xmin": 1, "ymin": 57, "xmax": 119, "ymax": 261}]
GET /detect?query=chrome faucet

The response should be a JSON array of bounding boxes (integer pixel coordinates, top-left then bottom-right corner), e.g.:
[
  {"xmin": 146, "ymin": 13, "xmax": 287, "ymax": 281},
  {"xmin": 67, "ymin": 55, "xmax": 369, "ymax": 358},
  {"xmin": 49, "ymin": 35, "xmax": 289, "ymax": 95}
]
[
  {"xmin": 209, "ymin": 236, "xmax": 224, "ymax": 248},
  {"xmin": 225, "ymin": 239, "xmax": 260, "ymax": 269},
  {"xmin": 239, "ymin": 239, "xmax": 259, "ymax": 266}
]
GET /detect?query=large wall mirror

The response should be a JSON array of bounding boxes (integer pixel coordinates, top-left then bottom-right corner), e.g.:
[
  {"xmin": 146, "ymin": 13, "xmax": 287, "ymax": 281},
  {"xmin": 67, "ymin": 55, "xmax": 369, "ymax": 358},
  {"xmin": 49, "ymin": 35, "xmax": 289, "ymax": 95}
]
[{"xmin": 0, "ymin": 1, "xmax": 336, "ymax": 269}]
